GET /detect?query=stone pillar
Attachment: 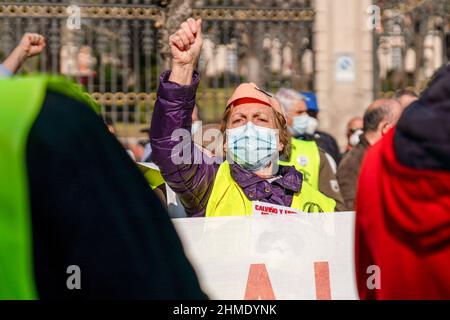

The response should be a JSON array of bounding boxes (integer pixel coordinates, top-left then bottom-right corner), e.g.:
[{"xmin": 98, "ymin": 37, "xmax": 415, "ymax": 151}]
[{"xmin": 313, "ymin": 0, "xmax": 374, "ymax": 150}]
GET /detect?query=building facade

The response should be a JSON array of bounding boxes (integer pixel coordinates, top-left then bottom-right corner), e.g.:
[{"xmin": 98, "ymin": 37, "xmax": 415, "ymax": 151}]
[{"xmin": 0, "ymin": 0, "xmax": 448, "ymax": 146}]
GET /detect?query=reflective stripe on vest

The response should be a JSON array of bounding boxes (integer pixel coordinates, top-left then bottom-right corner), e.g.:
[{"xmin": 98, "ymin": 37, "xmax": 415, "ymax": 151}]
[
  {"xmin": 0, "ymin": 75, "xmax": 99, "ymax": 299},
  {"xmin": 205, "ymin": 161, "xmax": 335, "ymax": 217},
  {"xmin": 279, "ymin": 138, "xmax": 320, "ymax": 190}
]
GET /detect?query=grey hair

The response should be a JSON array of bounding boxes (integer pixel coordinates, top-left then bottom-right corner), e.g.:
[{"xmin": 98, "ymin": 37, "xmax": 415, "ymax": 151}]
[{"xmin": 275, "ymin": 88, "xmax": 306, "ymax": 115}]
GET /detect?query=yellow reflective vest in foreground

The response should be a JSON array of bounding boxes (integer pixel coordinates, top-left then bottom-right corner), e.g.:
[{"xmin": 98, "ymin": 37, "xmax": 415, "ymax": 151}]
[
  {"xmin": 279, "ymin": 138, "xmax": 320, "ymax": 190},
  {"xmin": 205, "ymin": 161, "xmax": 336, "ymax": 217},
  {"xmin": 0, "ymin": 75, "xmax": 99, "ymax": 300},
  {"xmin": 136, "ymin": 162, "xmax": 165, "ymax": 190}
]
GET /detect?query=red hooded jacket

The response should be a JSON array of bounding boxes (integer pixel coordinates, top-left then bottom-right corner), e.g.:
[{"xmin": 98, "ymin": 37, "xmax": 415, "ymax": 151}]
[{"xmin": 355, "ymin": 129, "xmax": 450, "ymax": 299}]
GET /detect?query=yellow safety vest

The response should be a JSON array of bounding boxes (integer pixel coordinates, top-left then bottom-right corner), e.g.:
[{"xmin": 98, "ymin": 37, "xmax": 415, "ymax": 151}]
[
  {"xmin": 205, "ymin": 161, "xmax": 335, "ymax": 217},
  {"xmin": 0, "ymin": 75, "xmax": 99, "ymax": 299},
  {"xmin": 279, "ymin": 138, "xmax": 320, "ymax": 190},
  {"xmin": 136, "ymin": 163, "xmax": 165, "ymax": 190}
]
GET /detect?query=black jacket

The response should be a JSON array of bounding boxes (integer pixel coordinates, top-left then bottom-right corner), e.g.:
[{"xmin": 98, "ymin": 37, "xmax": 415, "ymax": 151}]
[
  {"xmin": 313, "ymin": 130, "xmax": 341, "ymax": 165},
  {"xmin": 26, "ymin": 90, "xmax": 206, "ymax": 299},
  {"xmin": 394, "ymin": 63, "xmax": 450, "ymax": 171}
]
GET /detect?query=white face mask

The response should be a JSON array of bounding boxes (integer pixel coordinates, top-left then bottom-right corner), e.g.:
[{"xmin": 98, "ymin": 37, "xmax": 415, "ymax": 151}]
[
  {"xmin": 226, "ymin": 122, "xmax": 279, "ymax": 172},
  {"xmin": 349, "ymin": 129, "xmax": 363, "ymax": 147},
  {"xmin": 290, "ymin": 114, "xmax": 318, "ymax": 136}
]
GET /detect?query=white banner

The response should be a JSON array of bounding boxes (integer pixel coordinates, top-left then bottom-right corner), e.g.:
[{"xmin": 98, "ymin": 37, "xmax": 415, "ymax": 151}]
[{"xmin": 173, "ymin": 212, "xmax": 358, "ymax": 300}]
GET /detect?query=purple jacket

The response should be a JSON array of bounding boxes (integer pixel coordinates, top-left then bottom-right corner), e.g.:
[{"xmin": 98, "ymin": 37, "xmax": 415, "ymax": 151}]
[{"xmin": 150, "ymin": 71, "xmax": 303, "ymax": 217}]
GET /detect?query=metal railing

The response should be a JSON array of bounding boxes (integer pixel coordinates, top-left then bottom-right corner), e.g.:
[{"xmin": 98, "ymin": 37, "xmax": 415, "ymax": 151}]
[
  {"xmin": 0, "ymin": 0, "xmax": 315, "ymax": 137},
  {"xmin": 373, "ymin": 0, "xmax": 450, "ymax": 97}
]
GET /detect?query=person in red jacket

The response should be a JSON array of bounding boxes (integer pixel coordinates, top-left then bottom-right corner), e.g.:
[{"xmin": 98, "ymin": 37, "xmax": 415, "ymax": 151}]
[{"xmin": 355, "ymin": 64, "xmax": 450, "ymax": 300}]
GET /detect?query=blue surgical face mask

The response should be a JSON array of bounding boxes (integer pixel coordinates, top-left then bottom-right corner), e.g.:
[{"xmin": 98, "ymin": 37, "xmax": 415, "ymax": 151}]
[
  {"xmin": 226, "ymin": 122, "xmax": 278, "ymax": 172},
  {"xmin": 290, "ymin": 114, "xmax": 318, "ymax": 136}
]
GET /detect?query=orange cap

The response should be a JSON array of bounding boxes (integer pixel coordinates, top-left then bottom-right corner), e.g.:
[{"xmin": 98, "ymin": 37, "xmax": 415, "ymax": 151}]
[{"xmin": 226, "ymin": 83, "xmax": 284, "ymax": 116}]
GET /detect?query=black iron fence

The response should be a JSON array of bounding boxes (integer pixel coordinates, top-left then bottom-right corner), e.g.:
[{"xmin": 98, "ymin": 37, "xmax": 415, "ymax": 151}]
[
  {"xmin": 373, "ymin": 0, "xmax": 450, "ymax": 97},
  {"xmin": 0, "ymin": 0, "xmax": 315, "ymax": 137}
]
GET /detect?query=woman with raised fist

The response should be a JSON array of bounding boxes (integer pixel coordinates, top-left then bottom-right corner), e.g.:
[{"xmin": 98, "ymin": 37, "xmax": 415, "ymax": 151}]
[{"xmin": 150, "ymin": 18, "xmax": 335, "ymax": 217}]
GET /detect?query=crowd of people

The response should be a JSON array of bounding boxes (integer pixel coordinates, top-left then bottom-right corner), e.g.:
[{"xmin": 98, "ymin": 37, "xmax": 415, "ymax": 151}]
[{"xmin": 0, "ymin": 18, "xmax": 449, "ymax": 299}]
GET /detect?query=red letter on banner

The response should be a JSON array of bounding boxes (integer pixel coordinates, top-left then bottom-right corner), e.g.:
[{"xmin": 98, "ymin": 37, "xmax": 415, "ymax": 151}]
[
  {"xmin": 244, "ymin": 264, "xmax": 276, "ymax": 300},
  {"xmin": 314, "ymin": 261, "xmax": 331, "ymax": 300}
]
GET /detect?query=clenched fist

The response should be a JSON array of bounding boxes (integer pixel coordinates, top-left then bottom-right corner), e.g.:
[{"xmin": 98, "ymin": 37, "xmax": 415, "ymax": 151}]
[
  {"xmin": 2, "ymin": 33, "xmax": 46, "ymax": 74},
  {"xmin": 19, "ymin": 33, "xmax": 46, "ymax": 58},
  {"xmin": 168, "ymin": 18, "xmax": 203, "ymax": 85},
  {"xmin": 169, "ymin": 18, "xmax": 202, "ymax": 67}
]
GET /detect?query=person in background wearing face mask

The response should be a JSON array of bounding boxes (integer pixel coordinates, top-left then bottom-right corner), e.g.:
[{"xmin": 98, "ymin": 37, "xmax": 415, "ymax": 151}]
[
  {"xmin": 150, "ymin": 18, "xmax": 336, "ymax": 217},
  {"xmin": 344, "ymin": 117, "xmax": 364, "ymax": 155},
  {"xmin": 337, "ymin": 99, "xmax": 402, "ymax": 210},
  {"xmin": 300, "ymin": 92, "xmax": 342, "ymax": 165},
  {"xmin": 275, "ymin": 89, "xmax": 346, "ymax": 212}
]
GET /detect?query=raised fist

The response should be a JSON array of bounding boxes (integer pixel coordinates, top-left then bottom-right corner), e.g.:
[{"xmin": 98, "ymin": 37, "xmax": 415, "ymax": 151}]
[
  {"xmin": 1, "ymin": 33, "xmax": 46, "ymax": 74},
  {"xmin": 169, "ymin": 18, "xmax": 203, "ymax": 68},
  {"xmin": 19, "ymin": 33, "xmax": 46, "ymax": 58}
]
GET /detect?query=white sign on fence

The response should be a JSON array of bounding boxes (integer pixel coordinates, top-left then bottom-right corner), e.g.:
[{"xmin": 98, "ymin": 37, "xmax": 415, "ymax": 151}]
[{"xmin": 173, "ymin": 212, "xmax": 358, "ymax": 300}]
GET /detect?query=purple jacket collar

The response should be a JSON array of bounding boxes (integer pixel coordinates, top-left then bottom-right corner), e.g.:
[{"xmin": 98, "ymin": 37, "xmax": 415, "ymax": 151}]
[{"xmin": 230, "ymin": 163, "xmax": 302, "ymax": 201}]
